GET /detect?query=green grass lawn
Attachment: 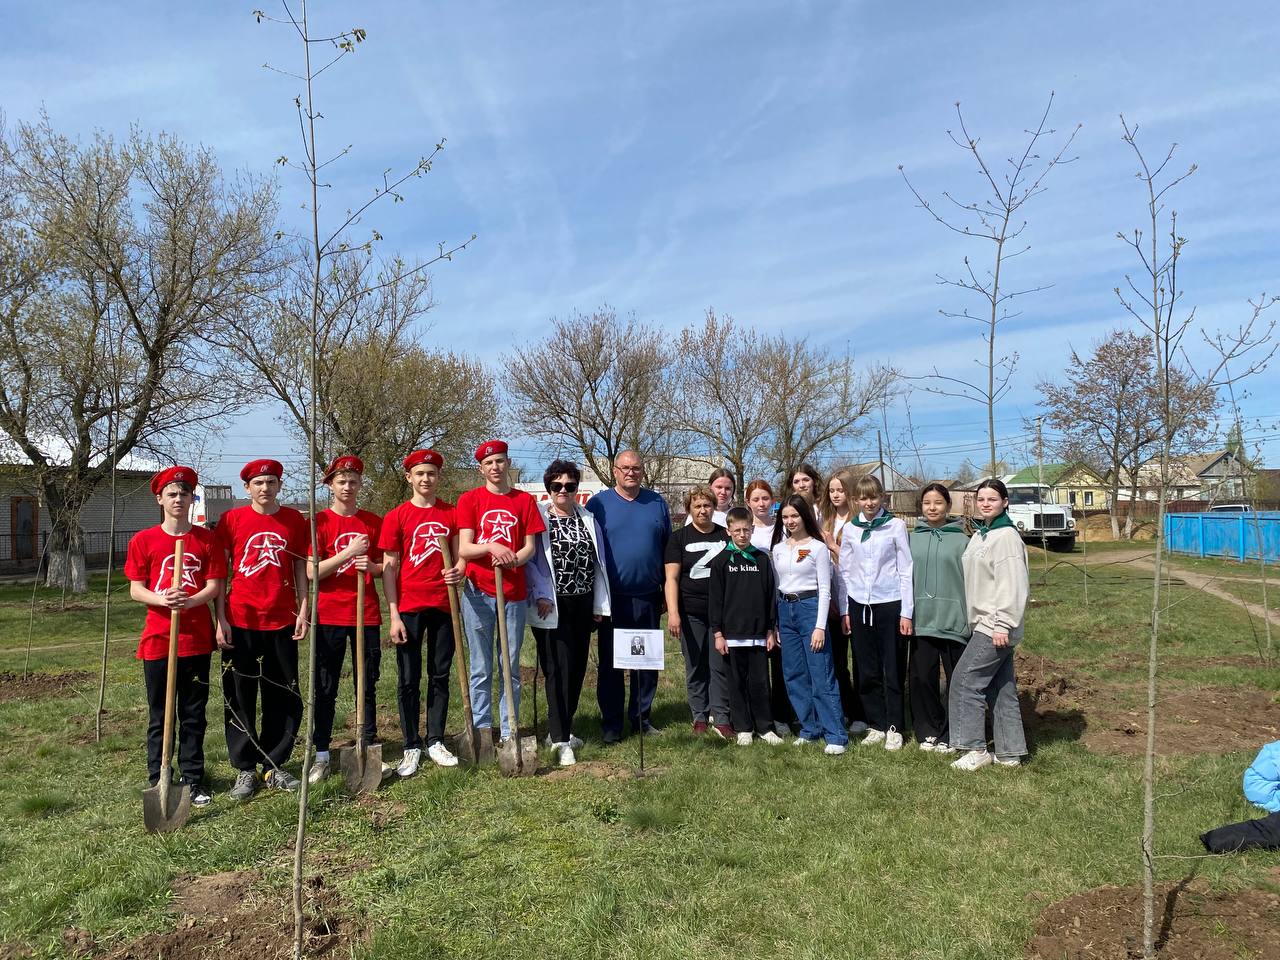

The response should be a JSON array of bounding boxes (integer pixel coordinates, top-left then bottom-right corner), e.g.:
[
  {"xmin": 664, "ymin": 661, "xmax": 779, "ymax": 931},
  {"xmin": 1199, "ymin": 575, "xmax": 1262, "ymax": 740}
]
[{"xmin": 1, "ymin": 566, "xmax": 1278, "ymax": 959}]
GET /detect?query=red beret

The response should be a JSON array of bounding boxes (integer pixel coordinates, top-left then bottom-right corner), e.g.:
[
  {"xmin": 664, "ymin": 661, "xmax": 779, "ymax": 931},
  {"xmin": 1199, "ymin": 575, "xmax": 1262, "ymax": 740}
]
[
  {"xmin": 323, "ymin": 454, "xmax": 364, "ymax": 482},
  {"xmin": 151, "ymin": 465, "xmax": 197, "ymax": 495},
  {"xmin": 240, "ymin": 458, "xmax": 284, "ymax": 483},
  {"xmin": 403, "ymin": 449, "xmax": 444, "ymax": 471},
  {"xmin": 474, "ymin": 440, "xmax": 508, "ymax": 463}
]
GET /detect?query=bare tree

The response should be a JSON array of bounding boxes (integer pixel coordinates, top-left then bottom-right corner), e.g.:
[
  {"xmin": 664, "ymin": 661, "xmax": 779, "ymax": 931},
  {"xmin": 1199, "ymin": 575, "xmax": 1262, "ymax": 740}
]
[
  {"xmin": 250, "ymin": 4, "xmax": 473, "ymax": 954},
  {"xmin": 1114, "ymin": 118, "xmax": 1276, "ymax": 960},
  {"xmin": 503, "ymin": 306, "xmax": 674, "ymax": 484},
  {"xmin": 901, "ymin": 94, "xmax": 1080, "ymax": 474},
  {"xmin": 1036, "ymin": 329, "xmax": 1215, "ymax": 538},
  {"xmin": 0, "ymin": 116, "xmax": 280, "ymax": 592}
]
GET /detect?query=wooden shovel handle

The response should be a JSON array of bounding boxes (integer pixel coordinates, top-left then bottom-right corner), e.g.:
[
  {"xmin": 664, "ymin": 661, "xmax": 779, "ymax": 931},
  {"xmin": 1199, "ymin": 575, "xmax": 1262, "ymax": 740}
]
[
  {"xmin": 159, "ymin": 537, "xmax": 185, "ymax": 809},
  {"xmin": 437, "ymin": 538, "xmax": 475, "ymax": 717},
  {"xmin": 354, "ymin": 574, "xmax": 366, "ymax": 755},
  {"xmin": 493, "ymin": 567, "xmax": 519, "ymax": 742}
]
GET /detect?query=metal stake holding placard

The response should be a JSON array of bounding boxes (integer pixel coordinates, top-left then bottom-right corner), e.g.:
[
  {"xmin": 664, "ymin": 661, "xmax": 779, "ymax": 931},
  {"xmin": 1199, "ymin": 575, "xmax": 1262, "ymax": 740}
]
[{"xmin": 613, "ymin": 626, "xmax": 664, "ymax": 777}]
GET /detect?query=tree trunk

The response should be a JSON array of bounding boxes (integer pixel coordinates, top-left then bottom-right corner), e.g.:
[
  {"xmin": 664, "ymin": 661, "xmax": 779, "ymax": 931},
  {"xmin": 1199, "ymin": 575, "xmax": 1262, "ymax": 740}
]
[{"xmin": 44, "ymin": 498, "xmax": 89, "ymax": 594}]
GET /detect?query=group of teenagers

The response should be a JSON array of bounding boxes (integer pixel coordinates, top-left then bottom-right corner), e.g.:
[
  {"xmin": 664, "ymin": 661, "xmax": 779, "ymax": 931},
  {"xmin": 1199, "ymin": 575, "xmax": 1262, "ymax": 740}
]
[{"xmin": 125, "ymin": 443, "xmax": 1030, "ymax": 806}]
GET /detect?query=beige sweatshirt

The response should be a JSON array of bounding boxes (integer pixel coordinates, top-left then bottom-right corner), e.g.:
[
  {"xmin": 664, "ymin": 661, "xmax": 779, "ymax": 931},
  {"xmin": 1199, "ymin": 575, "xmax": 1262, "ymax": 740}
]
[{"xmin": 961, "ymin": 525, "xmax": 1028, "ymax": 642}]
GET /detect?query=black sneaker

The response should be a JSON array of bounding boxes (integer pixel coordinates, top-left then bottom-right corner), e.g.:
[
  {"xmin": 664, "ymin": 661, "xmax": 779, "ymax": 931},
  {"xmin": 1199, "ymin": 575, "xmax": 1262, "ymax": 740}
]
[
  {"xmin": 602, "ymin": 729, "xmax": 623, "ymax": 745},
  {"xmin": 188, "ymin": 782, "xmax": 213, "ymax": 807}
]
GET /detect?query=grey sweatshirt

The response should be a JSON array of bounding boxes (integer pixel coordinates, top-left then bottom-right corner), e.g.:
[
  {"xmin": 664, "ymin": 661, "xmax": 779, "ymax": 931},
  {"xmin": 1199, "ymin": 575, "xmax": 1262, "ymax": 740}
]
[{"xmin": 960, "ymin": 525, "xmax": 1028, "ymax": 642}]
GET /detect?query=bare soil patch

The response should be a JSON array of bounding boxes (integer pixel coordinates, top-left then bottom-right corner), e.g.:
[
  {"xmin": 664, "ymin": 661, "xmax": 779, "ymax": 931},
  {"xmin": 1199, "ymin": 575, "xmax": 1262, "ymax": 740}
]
[
  {"xmin": 1026, "ymin": 871, "xmax": 1280, "ymax": 959},
  {"xmin": 541, "ymin": 759, "xmax": 664, "ymax": 782},
  {"xmin": 1016, "ymin": 653, "xmax": 1280, "ymax": 755},
  {"xmin": 101, "ymin": 869, "xmax": 362, "ymax": 960},
  {"xmin": 0, "ymin": 669, "xmax": 92, "ymax": 703}
]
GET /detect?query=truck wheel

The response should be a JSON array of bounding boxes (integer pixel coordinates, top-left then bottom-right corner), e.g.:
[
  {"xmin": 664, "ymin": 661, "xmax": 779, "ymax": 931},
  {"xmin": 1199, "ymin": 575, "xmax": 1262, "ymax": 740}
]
[{"xmin": 1047, "ymin": 538, "xmax": 1076, "ymax": 553}]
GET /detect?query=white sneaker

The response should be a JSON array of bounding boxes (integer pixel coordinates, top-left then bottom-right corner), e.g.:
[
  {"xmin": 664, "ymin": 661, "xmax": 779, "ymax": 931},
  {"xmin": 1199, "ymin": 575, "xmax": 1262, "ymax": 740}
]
[
  {"xmin": 773, "ymin": 721, "xmax": 791, "ymax": 737},
  {"xmin": 993, "ymin": 756, "xmax": 1022, "ymax": 767},
  {"xmin": 558, "ymin": 745, "xmax": 577, "ymax": 767},
  {"xmin": 884, "ymin": 727, "xmax": 904, "ymax": 751},
  {"xmin": 792, "ymin": 737, "xmax": 812, "ymax": 746},
  {"xmin": 848, "ymin": 720, "xmax": 869, "ymax": 735},
  {"xmin": 760, "ymin": 731, "xmax": 784, "ymax": 745},
  {"xmin": 397, "ymin": 748, "xmax": 422, "ymax": 778},
  {"xmin": 736, "ymin": 732, "xmax": 753, "ymax": 746},
  {"xmin": 861, "ymin": 728, "xmax": 886, "ymax": 746},
  {"xmin": 951, "ymin": 749, "xmax": 993, "ymax": 771},
  {"xmin": 824, "ymin": 743, "xmax": 846, "ymax": 756},
  {"xmin": 918, "ymin": 737, "xmax": 938, "ymax": 752},
  {"xmin": 307, "ymin": 758, "xmax": 330, "ymax": 784},
  {"xmin": 544, "ymin": 734, "xmax": 585, "ymax": 751},
  {"xmin": 934, "ymin": 741, "xmax": 957, "ymax": 755},
  {"xmin": 427, "ymin": 742, "xmax": 459, "ymax": 768}
]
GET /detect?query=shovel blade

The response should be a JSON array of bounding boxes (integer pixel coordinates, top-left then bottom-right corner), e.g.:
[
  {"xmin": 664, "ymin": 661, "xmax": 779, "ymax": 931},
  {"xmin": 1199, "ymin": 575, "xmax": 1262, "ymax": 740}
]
[
  {"xmin": 142, "ymin": 781, "xmax": 192, "ymax": 834},
  {"xmin": 476, "ymin": 729, "xmax": 496, "ymax": 765},
  {"xmin": 339, "ymin": 743, "xmax": 384, "ymax": 796},
  {"xmin": 496, "ymin": 735, "xmax": 539, "ymax": 777},
  {"xmin": 453, "ymin": 730, "xmax": 477, "ymax": 767}
]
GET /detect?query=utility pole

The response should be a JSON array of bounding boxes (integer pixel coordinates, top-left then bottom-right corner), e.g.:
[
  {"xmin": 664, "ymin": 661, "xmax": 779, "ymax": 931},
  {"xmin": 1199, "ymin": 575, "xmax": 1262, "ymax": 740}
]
[
  {"xmin": 1036, "ymin": 416, "xmax": 1049, "ymax": 577},
  {"xmin": 877, "ymin": 430, "xmax": 885, "ymax": 488}
]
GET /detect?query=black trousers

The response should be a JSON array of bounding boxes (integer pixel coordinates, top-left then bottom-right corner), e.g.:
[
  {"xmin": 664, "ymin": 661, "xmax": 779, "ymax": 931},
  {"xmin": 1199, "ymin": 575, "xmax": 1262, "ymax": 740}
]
[
  {"xmin": 314, "ymin": 623, "xmax": 381, "ymax": 751},
  {"xmin": 1201, "ymin": 812, "xmax": 1280, "ymax": 853},
  {"xmin": 532, "ymin": 592, "xmax": 594, "ymax": 744},
  {"xmin": 222, "ymin": 626, "xmax": 302, "ymax": 773},
  {"xmin": 908, "ymin": 634, "xmax": 963, "ymax": 743},
  {"xmin": 396, "ymin": 608, "xmax": 454, "ymax": 749},
  {"xmin": 727, "ymin": 645, "xmax": 773, "ymax": 735},
  {"xmin": 768, "ymin": 645, "xmax": 797, "ymax": 725},
  {"xmin": 143, "ymin": 653, "xmax": 211, "ymax": 785},
  {"xmin": 829, "ymin": 608, "xmax": 865, "ymax": 725},
  {"xmin": 850, "ymin": 600, "xmax": 905, "ymax": 733}
]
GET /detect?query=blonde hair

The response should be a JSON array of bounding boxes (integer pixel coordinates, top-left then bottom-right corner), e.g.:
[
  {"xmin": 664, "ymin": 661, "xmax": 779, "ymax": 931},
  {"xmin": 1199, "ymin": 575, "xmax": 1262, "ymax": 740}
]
[
  {"xmin": 854, "ymin": 474, "xmax": 885, "ymax": 500},
  {"xmin": 684, "ymin": 485, "xmax": 716, "ymax": 512},
  {"xmin": 820, "ymin": 466, "xmax": 859, "ymax": 538}
]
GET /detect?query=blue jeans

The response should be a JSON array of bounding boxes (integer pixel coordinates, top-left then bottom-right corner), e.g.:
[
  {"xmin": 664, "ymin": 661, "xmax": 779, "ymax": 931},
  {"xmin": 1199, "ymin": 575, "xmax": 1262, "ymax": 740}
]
[
  {"xmin": 461, "ymin": 580, "xmax": 527, "ymax": 739},
  {"xmin": 948, "ymin": 630, "xmax": 1027, "ymax": 760},
  {"xmin": 596, "ymin": 592, "xmax": 660, "ymax": 735},
  {"xmin": 777, "ymin": 596, "xmax": 847, "ymax": 745}
]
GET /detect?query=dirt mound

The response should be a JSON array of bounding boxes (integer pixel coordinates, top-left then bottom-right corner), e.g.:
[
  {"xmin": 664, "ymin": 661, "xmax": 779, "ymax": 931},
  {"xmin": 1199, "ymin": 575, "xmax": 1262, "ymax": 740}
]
[
  {"xmin": 0, "ymin": 670, "xmax": 92, "ymax": 702},
  {"xmin": 1014, "ymin": 653, "xmax": 1280, "ymax": 756},
  {"xmin": 1026, "ymin": 871, "xmax": 1280, "ymax": 959},
  {"xmin": 541, "ymin": 760, "xmax": 663, "ymax": 782},
  {"xmin": 101, "ymin": 870, "xmax": 361, "ymax": 960}
]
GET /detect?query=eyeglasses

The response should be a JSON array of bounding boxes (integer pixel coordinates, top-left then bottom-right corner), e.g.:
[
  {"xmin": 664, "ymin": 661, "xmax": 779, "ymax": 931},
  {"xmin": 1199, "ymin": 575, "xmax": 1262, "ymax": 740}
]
[
  {"xmin": 549, "ymin": 481, "xmax": 578, "ymax": 493},
  {"xmin": 616, "ymin": 465, "xmax": 643, "ymax": 474}
]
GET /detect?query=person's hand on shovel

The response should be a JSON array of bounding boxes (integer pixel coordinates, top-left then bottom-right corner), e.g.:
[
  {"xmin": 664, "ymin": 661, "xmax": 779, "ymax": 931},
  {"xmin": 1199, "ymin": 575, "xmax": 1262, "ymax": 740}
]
[{"xmin": 487, "ymin": 542, "xmax": 517, "ymax": 568}]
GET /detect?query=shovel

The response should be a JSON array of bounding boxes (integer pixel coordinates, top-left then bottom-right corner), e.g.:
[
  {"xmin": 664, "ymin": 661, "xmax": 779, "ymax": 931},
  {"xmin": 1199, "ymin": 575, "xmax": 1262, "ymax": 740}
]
[
  {"xmin": 494, "ymin": 567, "xmax": 535, "ymax": 777},
  {"xmin": 339, "ymin": 575, "xmax": 383, "ymax": 795},
  {"xmin": 437, "ymin": 536, "xmax": 489, "ymax": 766},
  {"xmin": 143, "ymin": 538, "xmax": 193, "ymax": 833}
]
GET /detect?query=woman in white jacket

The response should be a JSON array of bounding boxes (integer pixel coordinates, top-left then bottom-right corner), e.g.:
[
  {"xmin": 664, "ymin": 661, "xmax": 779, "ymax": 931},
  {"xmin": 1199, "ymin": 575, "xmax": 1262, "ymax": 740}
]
[
  {"xmin": 949, "ymin": 477, "xmax": 1029, "ymax": 771},
  {"xmin": 526, "ymin": 460, "xmax": 612, "ymax": 766}
]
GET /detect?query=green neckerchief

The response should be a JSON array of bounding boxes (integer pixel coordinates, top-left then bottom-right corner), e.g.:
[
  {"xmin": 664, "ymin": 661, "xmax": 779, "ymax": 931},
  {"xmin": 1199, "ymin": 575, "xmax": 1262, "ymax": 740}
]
[
  {"xmin": 976, "ymin": 511, "xmax": 1015, "ymax": 539},
  {"xmin": 852, "ymin": 509, "xmax": 893, "ymax": 542},
  {"xmin": 914, "ymin": 517, "xmax": 965, "ymax": 540},
  {"xmin": 725, "ymin": 541, "xmax": 756, "ymax": 563}
]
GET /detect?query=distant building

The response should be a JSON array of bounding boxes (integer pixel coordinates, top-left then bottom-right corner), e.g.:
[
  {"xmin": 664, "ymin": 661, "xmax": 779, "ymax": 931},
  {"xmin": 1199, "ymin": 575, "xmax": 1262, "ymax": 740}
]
[
  {"xmin": 1111, "ymin": 450, "xmax": 1252, "ymax": 502},
  {"xmin": 1005, "ymin": 462, "xmax": 1108, "ymax": 509}
]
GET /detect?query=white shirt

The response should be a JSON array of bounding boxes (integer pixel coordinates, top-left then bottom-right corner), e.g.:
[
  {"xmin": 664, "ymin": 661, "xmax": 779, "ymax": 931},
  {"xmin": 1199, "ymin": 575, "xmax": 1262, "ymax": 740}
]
[
  {"xmin": 835, "ymin": 511, "xmax": 914, "ymax": 618},
  {"xmin": 750, "ymin": 522, "xmax": 775, "ymax": 553},
  {"xmin": 771, "ymin": 537, "xmax": 831, "ymax": 631}
]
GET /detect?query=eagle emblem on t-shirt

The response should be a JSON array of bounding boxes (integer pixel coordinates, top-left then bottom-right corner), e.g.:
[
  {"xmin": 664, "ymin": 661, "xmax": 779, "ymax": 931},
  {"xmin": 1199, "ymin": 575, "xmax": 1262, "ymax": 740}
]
[
  {"xmin": 333, "ymin": 531, "xmax": 365, "ymax": 575},
  {"xmin": 158, "ymin": 552, "xmax": 202, "ymax": 592},
  {"xmin": 240, "ymin": 531, "xmax": 287, "ymax": 577},
  {"xmin": 478, "ymin": 509, "xmax": 518, "ymax": 546},
  {"xmin": 408, "ymin": 521, "xmax": 451, "ymax": 566}
]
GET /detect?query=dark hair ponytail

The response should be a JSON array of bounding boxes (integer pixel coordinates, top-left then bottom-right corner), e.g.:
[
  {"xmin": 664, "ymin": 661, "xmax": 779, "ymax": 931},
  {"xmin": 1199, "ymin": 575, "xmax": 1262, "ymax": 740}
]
[
  {"xmin": 917, "ymin": 481, "xmax": 952, "ymax": 514},
  {"xmin": 975, "ymin": 477, "xmax": 1009, "ymax": 499}
]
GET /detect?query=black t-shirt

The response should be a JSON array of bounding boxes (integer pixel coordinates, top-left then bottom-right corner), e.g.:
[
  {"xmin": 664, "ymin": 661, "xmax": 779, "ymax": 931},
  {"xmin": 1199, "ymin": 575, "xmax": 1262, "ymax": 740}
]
[{"xmin": 664, "ymin": 523, "xmax": 729, "ymax": 619}]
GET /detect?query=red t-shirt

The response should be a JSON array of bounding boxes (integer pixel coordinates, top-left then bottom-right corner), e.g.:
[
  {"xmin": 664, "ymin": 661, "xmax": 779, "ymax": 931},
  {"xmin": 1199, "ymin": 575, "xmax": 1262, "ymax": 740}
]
[
  {"xmin": 214, "ymin": 504, "xmax": 310, "ymax": 631},
  {"xmin": 377, "ymin": 499, "xmax": 457, "ymax": 614},
  {"xmin": 311, "ymin": 508, "xmax": 383, "ymax": 626},
  {"xmin": 125, "ymin": 525, "xmax": 227, "ymax": 660},
  {"xmin": 455, "ymin": 486, "xmax": 545, "ymax": 602}
]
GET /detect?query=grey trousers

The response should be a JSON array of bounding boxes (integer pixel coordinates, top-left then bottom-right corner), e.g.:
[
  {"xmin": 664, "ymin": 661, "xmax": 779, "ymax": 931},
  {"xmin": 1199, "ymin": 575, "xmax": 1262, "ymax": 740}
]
[
  {"xmin": 681, "ymin": 612, "xmax": 730, "ymax": 724},
  {"xmin": 948, "ymin": 630, "xmax": 1027, "ymax": 760}
]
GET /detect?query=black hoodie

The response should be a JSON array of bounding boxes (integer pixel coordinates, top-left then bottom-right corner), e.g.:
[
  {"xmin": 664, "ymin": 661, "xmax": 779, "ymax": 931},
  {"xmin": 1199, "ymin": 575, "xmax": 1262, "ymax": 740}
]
[{"xmin": 708, "ymin": 545, "xmax": 777, "ymax": 640}]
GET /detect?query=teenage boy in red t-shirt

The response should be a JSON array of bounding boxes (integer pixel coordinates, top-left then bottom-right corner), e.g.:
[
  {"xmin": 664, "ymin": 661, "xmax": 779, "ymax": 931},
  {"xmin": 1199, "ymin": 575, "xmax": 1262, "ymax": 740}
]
[
  {"xmin": 125, "ymin": 466, "xmax": 227, "ymax": 807},
  {"xmin": 306, "ymin": 455, "xmax": 384, "ymax": 784},
  {"xmin": 379, "ymin": 449, "xmax": 465, "ymax": 775},
  {"xmin": 456, "ymin": 440, "xmax": 544, "ymax": 741},
  {"xmin": 214, "ymin": 458, "xmax": 309, "ymax": 799}
]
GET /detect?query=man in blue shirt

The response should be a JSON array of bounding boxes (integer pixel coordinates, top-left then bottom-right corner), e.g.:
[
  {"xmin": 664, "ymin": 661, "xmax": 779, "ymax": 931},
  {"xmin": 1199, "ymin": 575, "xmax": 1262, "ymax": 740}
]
[{"xmin": 586, "ymin": 450, "xmax": 671, "ymax": 742}]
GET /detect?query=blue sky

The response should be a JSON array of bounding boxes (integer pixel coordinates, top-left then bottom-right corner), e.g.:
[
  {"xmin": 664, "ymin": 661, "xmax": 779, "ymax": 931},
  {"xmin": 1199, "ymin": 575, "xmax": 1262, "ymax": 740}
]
[{"xmin": 6, "ymin": 1, "xmax": 1280, "ymax": 484}]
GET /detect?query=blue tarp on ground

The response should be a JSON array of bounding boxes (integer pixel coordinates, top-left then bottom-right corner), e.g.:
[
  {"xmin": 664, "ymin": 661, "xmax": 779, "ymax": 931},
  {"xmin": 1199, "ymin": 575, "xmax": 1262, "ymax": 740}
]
[{"xmin": 1164, "ymin": 512, "xmax": 1280, "ymax": 564}]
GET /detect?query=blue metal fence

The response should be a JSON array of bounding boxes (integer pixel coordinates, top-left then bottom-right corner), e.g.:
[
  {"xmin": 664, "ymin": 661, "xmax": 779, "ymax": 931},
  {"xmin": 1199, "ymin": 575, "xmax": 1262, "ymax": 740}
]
[{"xmin": 1164, "ymin": 512, "xmax": 1280, "ymax": 564}]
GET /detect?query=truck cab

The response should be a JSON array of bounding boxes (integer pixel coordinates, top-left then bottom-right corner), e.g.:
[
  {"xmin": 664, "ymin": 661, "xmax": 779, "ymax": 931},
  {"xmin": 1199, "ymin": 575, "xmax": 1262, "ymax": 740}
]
[{"xmin": 1004, "ymin": 483, "xmax": 1077, "ymax": 551}]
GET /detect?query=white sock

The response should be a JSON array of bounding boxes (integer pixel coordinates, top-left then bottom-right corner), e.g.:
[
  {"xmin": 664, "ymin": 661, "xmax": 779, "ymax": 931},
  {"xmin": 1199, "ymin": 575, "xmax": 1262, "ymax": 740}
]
[{"xmin": 316, "ymin": 750, "xmax": 330, "ymax": 762}]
